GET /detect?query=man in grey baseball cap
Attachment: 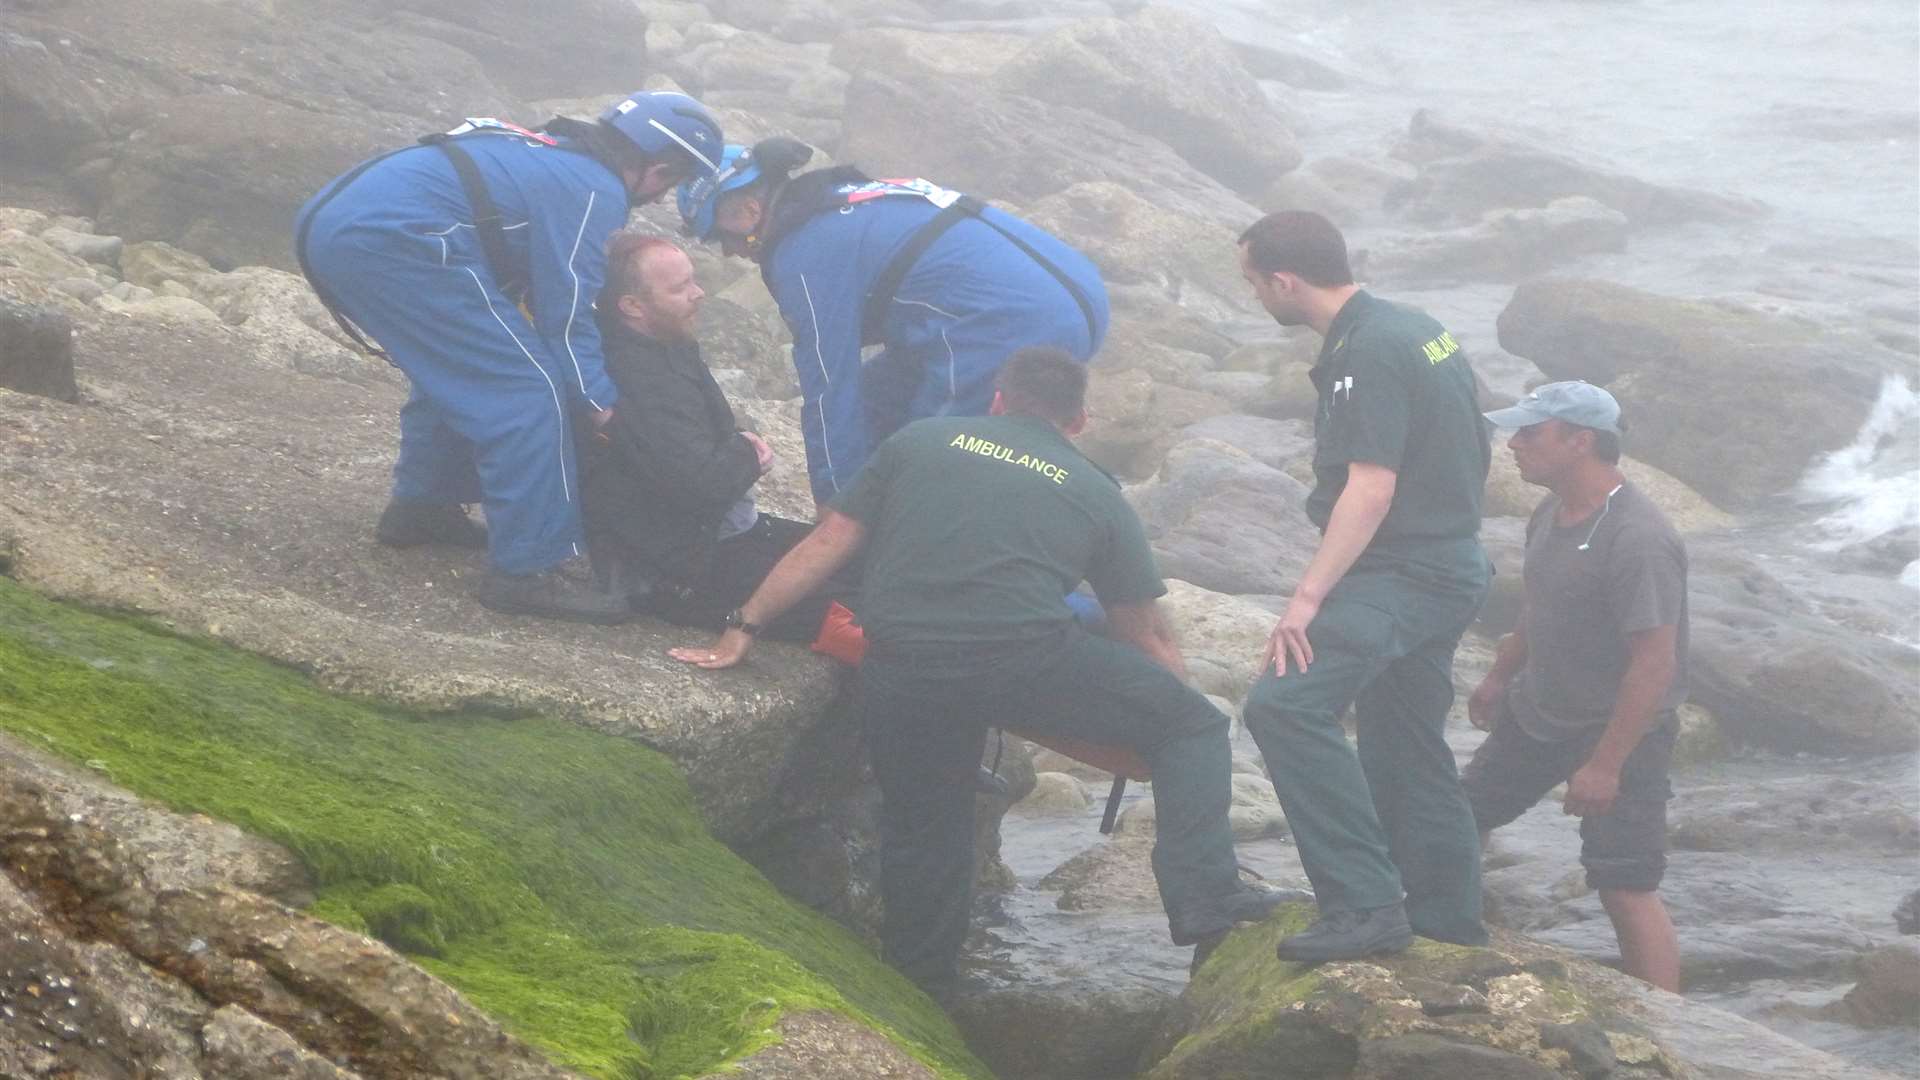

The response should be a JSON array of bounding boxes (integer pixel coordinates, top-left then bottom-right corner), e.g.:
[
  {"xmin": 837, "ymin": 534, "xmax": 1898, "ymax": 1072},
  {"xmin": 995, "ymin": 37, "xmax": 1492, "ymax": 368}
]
[
  {"xmin": 1483, "ymin": 380, "xmax": 1625, "ymax": 436},
  {"xmin": 1466, "ymin": 376, "xmax": 1689, "ymax": 991}
]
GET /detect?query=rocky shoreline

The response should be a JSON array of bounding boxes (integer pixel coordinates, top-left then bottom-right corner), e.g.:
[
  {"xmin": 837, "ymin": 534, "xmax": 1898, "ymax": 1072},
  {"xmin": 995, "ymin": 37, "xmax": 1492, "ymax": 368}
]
[{"xmin": 3, "ymin": 0, "xmax": 1916, "ymax": 1076}]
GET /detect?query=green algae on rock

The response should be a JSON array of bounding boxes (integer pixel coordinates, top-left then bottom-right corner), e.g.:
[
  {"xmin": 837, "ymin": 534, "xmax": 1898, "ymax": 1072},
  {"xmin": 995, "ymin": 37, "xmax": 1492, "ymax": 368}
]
[
  {"xmin": 1141, "ymin": 903, "xmax": 1682, "ymax": 1079},
  {"xmin": 0, "ymin": 579, "xmax": 985, "ymax": 1079}
]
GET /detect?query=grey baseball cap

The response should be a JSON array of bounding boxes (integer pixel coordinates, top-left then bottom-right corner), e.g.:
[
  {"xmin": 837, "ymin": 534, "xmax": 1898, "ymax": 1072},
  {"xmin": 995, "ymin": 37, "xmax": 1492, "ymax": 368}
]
[{"xmin": 1483, "ymin": 380, "xmax": 1624, "ymax": 435}]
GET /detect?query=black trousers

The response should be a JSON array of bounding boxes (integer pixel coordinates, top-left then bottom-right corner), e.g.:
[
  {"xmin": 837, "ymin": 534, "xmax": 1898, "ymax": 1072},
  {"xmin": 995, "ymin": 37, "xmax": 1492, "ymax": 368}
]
[
  {"xmin": 644, "ymin": 515, "xmax": 842, "ymax": 642},
  {"xmin": 862, "ymin": 631, "xmax": 1242, "ymax": 995}
]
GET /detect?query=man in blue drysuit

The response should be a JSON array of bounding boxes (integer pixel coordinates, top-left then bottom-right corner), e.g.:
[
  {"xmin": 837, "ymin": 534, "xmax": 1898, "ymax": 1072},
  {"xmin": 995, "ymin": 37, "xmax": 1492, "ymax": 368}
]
[
  {"xmin": 294, "ymin": 91, "xmax": 723, "ymax": 622},
  {"xmin": 674, "ymin": 138, "xmax": 1110, "ymax": 505}
]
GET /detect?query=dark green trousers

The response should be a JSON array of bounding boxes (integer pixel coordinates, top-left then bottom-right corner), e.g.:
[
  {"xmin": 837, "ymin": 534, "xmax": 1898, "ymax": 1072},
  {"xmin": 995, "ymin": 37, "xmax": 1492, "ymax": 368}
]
[
  {"xmin": 1243, "ymin": 557, "xmax": 1489, "ymax": 945},
  {"xmin": 862, "ymin": 629, "xmax": 1242, "ymax": 993}
]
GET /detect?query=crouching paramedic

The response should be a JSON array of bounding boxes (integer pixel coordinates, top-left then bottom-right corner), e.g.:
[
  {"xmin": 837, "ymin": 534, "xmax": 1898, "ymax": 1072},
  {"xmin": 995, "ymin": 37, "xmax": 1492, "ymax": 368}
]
[
  {"xmin": 676, "ymin": 139, "xmax": 1109, "ymax": 506},
  {"xmin": 294, "ymin": 92, "xmax": 723, "ymax": 622},
  {"xmin": 671, "ymin": 349, "xmax": 1281, "ymax": 996},
  {"xmin": 580, "ymin": 231, "xmax": 841, "ymax": 639}
]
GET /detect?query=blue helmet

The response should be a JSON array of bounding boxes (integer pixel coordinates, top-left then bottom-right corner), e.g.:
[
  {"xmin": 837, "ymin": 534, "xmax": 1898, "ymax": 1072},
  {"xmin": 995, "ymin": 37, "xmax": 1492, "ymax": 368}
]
[
  {"xmin": 598, "ymin": 91, "xmax": 723, "ymax": 178},
  {"xmin": 676, "ymin": 137, "xmax": 815, "ymax": 241},
  {"xmin": 677, "ymin": 143, "xmax": 760, "ymax": 241}
]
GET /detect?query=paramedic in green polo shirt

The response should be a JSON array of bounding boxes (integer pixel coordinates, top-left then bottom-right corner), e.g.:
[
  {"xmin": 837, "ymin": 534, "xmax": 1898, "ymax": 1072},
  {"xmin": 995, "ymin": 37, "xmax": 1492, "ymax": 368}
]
[
  {"xmin": 1235, "ymin": 211, "xmax": 1493, "ymax": 962},
  {"xmin": 671, "ymin": 348, "xmax": 1282, "ymax": 997}
]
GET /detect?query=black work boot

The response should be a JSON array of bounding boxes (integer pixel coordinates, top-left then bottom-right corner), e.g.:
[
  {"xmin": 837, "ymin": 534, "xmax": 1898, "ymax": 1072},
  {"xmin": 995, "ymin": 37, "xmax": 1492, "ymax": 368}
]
[
  {"xmin": 376, "ymin": 499, "xmax": 487, "ymax": 549},
  {"xmin": 478, "ymin": 565, "xmax": 632, "ymax": 624},
  {"xmin": 1275, "ymin": 903, "xmax": 1413, "ymax": 963}
]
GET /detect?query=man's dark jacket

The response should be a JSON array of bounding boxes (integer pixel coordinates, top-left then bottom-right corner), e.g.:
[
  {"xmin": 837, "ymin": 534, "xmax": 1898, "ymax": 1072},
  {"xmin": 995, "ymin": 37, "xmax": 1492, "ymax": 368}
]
[{"xmin": 581, "ymin": 317, "xmax": 760, "ymax": 585}]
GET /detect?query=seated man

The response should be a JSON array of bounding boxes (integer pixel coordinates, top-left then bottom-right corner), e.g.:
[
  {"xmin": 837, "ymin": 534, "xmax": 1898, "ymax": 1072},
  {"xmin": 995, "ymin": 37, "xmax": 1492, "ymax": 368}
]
[
  {"xmin": 670, "ymin": 348, "xmax": 1282, "ymax": 997},
  {"xmin": 580, "ymin": 230, "xmax": 836, "ymax": 641}
]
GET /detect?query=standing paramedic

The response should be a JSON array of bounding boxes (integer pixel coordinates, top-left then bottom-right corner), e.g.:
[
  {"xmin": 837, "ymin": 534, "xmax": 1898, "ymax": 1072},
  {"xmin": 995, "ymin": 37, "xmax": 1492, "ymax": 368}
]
[
  {"xmin": 671, "ymin": 349, "xmax": 1281, "ymax": 997},
  {"xmin": 295, "ymin": 91, "xmax": 723, "ymax": 622},
  {"xmin": 1236, "ymin": 210, "xmax": 1493, "ymax": 962},
  {"xmin": 675, "ymin": 138, "xmax": 1109, "ymax": 505},
  {"xmin": 1467, "ymin": 381, "xmax": 1686, "ymax": 991}
]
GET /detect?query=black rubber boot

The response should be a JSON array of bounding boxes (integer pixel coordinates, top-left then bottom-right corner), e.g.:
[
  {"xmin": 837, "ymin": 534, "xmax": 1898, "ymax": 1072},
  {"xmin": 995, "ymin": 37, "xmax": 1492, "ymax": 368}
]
[
  {"xmin": 478, "ymin": 566, "xmax": 632, "ymax": 624},
  {"xmin": 375, "ymin": 499, "xmax": 487, "ymax": 549},
  {"xmin": 1275, "ymin": 903, "xmax": 1413, "ymax": 963}
]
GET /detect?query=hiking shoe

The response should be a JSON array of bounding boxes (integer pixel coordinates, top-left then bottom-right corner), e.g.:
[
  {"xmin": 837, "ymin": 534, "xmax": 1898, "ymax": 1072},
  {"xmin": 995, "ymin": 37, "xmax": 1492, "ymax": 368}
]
[
  {"xmin": 478, "ymin": 566, "xmax": 632, "ymax": 624},
  {"xmin": 1275, "ymin": 903, "xmax": 1413, "ymax": 963},
  {"xmin": 376, "ymin": 500, "xmax": 487, "ymax": 549}
]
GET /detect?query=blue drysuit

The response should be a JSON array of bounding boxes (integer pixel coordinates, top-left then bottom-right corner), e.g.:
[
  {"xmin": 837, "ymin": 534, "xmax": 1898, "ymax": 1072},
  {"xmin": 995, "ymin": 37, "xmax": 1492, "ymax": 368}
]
[
  {"xmin": 762, "ymin": 182, "xmax": 1110, "ymax": 502},
  {"xmin": 295, "ymin": 130, "xmax": 628, "ymax": 574}
]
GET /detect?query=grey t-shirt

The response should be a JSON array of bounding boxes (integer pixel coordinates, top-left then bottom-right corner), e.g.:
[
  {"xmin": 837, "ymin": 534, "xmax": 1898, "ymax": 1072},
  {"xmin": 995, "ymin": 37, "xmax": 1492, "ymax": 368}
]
[{"xmin": 1508, "ymin": 481, "xmax": 1690, "ymax": 741}]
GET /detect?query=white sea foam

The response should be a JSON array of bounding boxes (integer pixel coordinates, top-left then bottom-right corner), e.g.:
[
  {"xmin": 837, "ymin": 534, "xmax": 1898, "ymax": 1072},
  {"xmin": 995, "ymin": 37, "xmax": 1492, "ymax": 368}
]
[{"xmin": 1799, "ymin": 375, "xmax": 1920, "ymax": 585}]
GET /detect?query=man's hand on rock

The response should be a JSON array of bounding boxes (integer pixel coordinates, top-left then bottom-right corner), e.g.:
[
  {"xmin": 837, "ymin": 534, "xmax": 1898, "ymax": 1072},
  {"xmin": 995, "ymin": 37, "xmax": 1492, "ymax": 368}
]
[
  {"xmin": 1467, "ymin": 677, "xmax": 1507, "ymax": 732},
  {"xmin": 669, "ymin": 628, "xmax": 754, "ymax": 670},
  {"xmin": 741, "ymin": 431, "xmax": 775, "ymax": 474}
]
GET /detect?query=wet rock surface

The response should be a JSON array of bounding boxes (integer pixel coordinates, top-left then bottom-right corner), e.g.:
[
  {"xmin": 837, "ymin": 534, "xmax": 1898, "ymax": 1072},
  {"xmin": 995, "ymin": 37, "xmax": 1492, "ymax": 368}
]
[
  {"xmin": 0, "ymin": 297, "xmax": 77, "ymax": 402},
  {"xmin": 0, "ymin": 772, "xmax": 583, "ymax": 1080},
  {"xmin": 1142, "ymin": 912, "xmax": 1895, "ymax": 1080},
  {"xmin": 0, "ymin": 305, "xmax": 850, "ymax": 847},
  {"xmin": 1496, "ymin": 278, "xmax": 1901, "ymax": 508}
]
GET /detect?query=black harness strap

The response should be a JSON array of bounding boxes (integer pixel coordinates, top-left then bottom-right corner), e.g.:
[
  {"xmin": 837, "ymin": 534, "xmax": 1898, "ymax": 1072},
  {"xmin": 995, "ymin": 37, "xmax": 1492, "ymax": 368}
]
[
  {"xmin": 419, "ymin": 133, "xmax": 529, "ymax": 305},
  {"xmin": 861, "ymin": 194, "xmax": 1100, "ymax": 347},
  {"xmin": 294, "ymin": 129, "xmax": 555, "ymax": 358}
]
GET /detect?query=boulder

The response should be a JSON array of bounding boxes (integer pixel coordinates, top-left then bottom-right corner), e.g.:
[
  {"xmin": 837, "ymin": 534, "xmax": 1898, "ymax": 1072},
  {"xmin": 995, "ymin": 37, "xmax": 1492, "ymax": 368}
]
[
  {"xmin": 117, "ymin": 240, "xmax": 216, "ymax": 291},
  {"xmin": 667, "ymin": 31, "xmax": 846, "ymax": 146},
  {"xmin": 1078, "ymin": 368, "xmax": 1234, "ymax": 479},
  {"xmin": 1686, "ymin": 543, "xmax": 1919, "ymax": 754},
  {"xmin": 1368, "ymin": 197, "xmax": 1630, "ymax": 285},
  {"xmin": 0, "ymin": 229, "xmax": 96, "ymax": 282},
  {"xmin": 38, "ymin": 224, "xmax": 123, "ymax": 267},
  {"xmin": 1128, "ymin": 440, "xmax": 1321, "ymax": 596},
  {"xmin": 1160, "ymin": 579, "xmax": 1276, "ymax": 704},
  {"xmin": 993, "ymin": 7, "xmax": 1301, "ymax": 196},
  {"xmin": 1898, "ymin": 889, "xmax": 1920, "ymax": 935},
  {"xmin": 1038, "ymin": 832, "xmax": 1161, "ymax": 913},
  {"xmin": 0, "ymin": 777, "xmax": 581, "ymax": 1080},
  {"xmin": 1174, "ymin": 414, "xmax": 1315, "ymax": 472},
  {"xmin": 0, "ymin": 30, "xmax": 111, "ymax": 176},
  {"xmin": 1231, "ymin": 41, "xmax": 1351, "ymax": 91},
  {"xmin": 359, "ymin": 0, "xmax": 652, "ymax": 102},
  {"xmin": 0, "ymin": 297, "xmax": 79, "ymax": 402},
  {"xmin": 1482, "ymin": 445, "xmax": 1732, "ymax": 531},
  {"xmin": 949, "ymin": 986, "xmax": 1172, "ymax": 1080},
  {"xmin": 829, "ymin": 27, "xmax": 1027, "ymax": 82},
  {"xmin": 698, "ymin": 277, "xmax": 796, "ymax": 399},
  {"xmin": 98, "ymin": 94, "xmax": 403, "ymax": 271},
  {"xmin": 838, "ymin": 70, "xmax": 1260, "ymax": 231},
  {"xmin": 1143, "ymin": 911, "xmax": 1888, "ymax": 1080},
  {"xmin": 1024, "ymin": 182, "xmax": 1257, "ymax": 323},
  {"xmin": 1228, "ymin": 772, "xmax": 1288, "ymax": 840},
  {"xmin": 1389, "ymin": 110, "xmax": 1767, "ymax": 227},
  {"xmin": 1497, "ymin": 278, "xmax": 1898, "ymax": 507},
  {"xmin": 1261, "ymin": 155, "xmax": 1418, "ymax": 225},
  {"xmin": 1018, "ymin": 771, "xmax": 1094, "ymax": 815},
  {"xmin": 1837, "ymin": 940, "xmax": 1920, "ymax": 1028}
]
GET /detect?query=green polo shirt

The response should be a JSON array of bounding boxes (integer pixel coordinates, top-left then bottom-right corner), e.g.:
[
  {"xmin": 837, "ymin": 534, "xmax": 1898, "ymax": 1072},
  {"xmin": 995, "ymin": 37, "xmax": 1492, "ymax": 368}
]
[
  {"xmin": 1306, "ymin": 290, "xmax": 1490, "ymax": 568},
  {"xmin": 831, "ymin": 414, "xmax": 1164, "ymax": 656}
]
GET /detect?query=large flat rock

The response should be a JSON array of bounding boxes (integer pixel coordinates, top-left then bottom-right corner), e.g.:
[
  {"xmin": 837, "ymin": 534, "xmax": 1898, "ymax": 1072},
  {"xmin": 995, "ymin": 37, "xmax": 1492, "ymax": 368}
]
[{"xmin": 0, "ymin": 308, "xmax": 848, "ymax": 844}]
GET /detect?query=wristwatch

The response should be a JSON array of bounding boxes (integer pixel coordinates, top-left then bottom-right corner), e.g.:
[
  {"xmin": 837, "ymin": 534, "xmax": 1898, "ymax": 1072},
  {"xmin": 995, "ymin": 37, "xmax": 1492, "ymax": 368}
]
[{"xmin": 723, "ymin": 608, "xmax": 762, "ymax": 636}]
